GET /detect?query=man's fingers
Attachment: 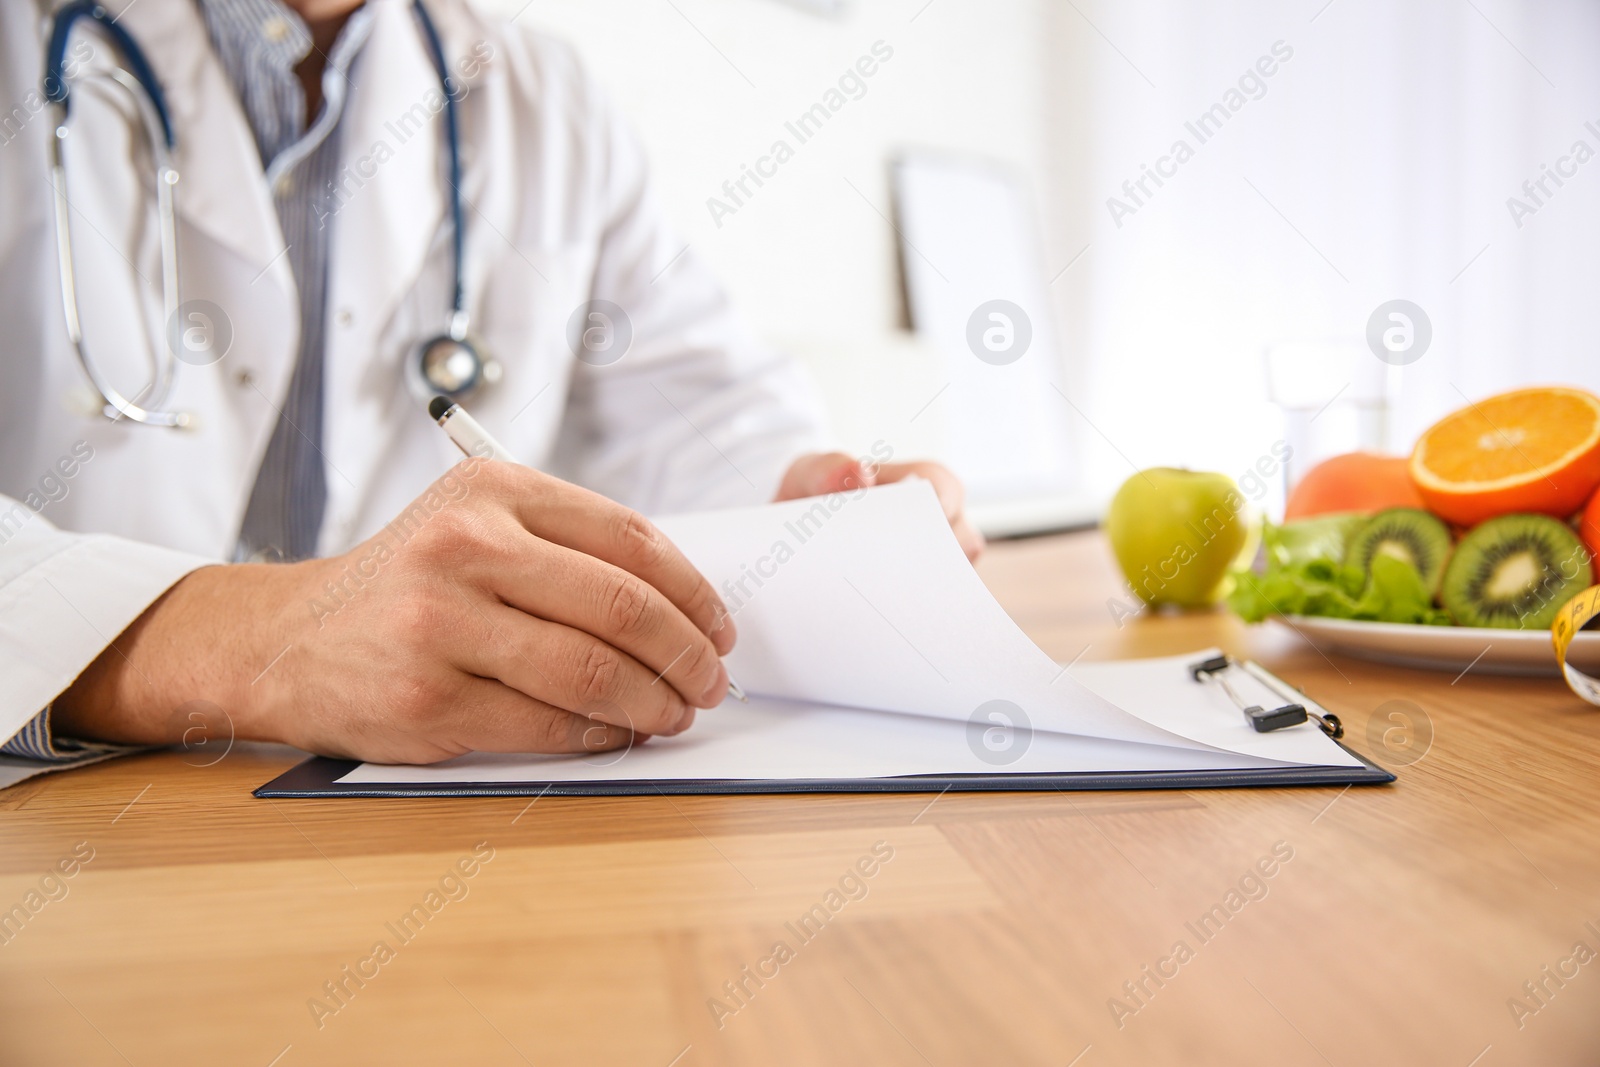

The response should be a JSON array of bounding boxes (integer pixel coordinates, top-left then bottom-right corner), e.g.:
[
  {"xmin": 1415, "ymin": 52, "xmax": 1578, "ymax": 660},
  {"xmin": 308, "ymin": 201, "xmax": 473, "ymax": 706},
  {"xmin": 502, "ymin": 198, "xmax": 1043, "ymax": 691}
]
[
  {"xmin": 459, "ymin": 605, "xmax": 704, "ymax": 735},
  {"xmin": 874, "ymin": 461, "xmax": 965, "ymax": 520},
  {"xmin": 775, "ymin": 452, "xmax": 876, "ymax": 500},
  {"xmin": 493, "ymin": 468, "xmax": 736, "ymax": 656},
  {"xmin": 447, "ymin": 676, "xmax": 643, "ymax": 755},
  {"xmin": 874, "ymin": 461, "xmax": 983, "ymax": 561},
  {"xmin": 490, "ymin": 535, "xmax": 729, "ymax": 708}
]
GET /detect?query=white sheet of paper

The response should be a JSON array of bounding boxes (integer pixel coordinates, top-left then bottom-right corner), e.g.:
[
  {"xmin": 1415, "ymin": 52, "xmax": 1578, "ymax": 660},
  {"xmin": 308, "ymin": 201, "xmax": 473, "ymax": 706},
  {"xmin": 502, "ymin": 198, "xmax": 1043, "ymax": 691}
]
[
  {"xmin": 339, "ymin": 697, "xmax": 1282, "ymax": 784},
  {"xmin": 339, "ymin": 649, "xmax": 1357, "ymax": 785}
]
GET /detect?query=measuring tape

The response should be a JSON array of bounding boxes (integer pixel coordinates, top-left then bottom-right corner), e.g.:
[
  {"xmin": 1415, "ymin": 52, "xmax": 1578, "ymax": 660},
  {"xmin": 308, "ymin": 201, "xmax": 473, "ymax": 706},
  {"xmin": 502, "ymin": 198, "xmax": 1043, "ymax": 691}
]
[{"xmin": 1552, "ymin": 585, "xmax": 1600, "ymax": 706}]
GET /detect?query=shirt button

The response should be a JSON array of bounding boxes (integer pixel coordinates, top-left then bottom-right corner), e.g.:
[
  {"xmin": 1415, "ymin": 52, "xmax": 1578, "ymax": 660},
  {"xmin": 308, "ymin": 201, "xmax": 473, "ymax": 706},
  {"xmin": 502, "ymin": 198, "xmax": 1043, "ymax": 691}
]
[
  {"xmin": 336, "ymin": 308, "xmax": 354, "ymax": 327},
  {"xmin": 262, "ymin": 17, "xmax": 290, "ymax": 42},
  {"xmin": 275, "ymin": 173, "xmax": 294, "ymax": 197}
]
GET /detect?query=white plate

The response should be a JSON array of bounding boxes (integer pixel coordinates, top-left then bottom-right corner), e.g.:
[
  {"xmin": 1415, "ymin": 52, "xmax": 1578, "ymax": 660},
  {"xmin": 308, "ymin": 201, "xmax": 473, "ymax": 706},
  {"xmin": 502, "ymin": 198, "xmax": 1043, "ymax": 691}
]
[{"xmin": 1270, "ymin": 615, "xmax": 1600, "ymax": 677}]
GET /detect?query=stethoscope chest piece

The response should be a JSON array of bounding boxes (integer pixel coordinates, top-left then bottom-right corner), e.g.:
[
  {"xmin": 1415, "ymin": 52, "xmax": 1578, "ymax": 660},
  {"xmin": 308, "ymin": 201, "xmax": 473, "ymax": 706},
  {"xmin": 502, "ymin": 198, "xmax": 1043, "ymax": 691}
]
[
  {"xmin": 416, "ymin": 331, "xmax": 500, "ymax": 401},
  {"xmin": 407, "ymin": 0, "xmax": 495, "ymax": 404}
]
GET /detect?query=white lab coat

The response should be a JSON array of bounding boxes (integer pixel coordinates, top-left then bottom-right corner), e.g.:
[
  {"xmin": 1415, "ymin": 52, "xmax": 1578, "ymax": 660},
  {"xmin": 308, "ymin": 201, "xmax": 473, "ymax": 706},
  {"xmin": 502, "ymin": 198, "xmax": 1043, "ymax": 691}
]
[{"xmin": 0, "ymin": 0, "xmax": 825, "ymax": 740}]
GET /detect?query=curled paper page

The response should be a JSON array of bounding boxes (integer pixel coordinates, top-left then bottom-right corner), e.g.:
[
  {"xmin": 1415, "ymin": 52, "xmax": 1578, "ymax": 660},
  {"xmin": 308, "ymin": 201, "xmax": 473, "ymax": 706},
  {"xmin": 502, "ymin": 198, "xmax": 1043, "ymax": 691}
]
[{"xmin": 654, "ymin": 480, "xmax": 1209, "ymax": 752}]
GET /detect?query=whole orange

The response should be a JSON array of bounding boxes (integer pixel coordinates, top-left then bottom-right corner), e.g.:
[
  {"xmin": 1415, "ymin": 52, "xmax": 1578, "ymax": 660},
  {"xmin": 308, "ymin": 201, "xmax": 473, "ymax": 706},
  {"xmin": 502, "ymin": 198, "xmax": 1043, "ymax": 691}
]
[
  {"xmin": 1409, "ymin": 386, "xmax": 1600, "ymax": 526},
  {"xmin": 1284, "ymin": 452, "xmax": 1425, "ymax": 520}
]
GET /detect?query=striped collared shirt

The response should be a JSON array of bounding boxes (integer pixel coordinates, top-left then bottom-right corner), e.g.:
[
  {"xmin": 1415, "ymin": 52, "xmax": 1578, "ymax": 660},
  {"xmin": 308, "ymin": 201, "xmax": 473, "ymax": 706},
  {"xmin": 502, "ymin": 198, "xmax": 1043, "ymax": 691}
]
[
  {"xmin": 3, "ymin": 0, "xmax": 374, "ymax": 764},
  {"xmin": 214, "ymin": 0, "xmax": 377, "ymax": 564}
]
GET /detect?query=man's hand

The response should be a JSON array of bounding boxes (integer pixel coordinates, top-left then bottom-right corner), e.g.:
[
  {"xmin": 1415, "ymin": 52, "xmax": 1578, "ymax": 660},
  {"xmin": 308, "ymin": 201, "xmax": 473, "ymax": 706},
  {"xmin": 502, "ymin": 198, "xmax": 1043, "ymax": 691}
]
[
  {"xmin": 776, "ymin": 452, "xmax": 984, "ymax": 561},
  {"xmin": 53, "ymin": 460, "xmax": 735, "ymax": 763}
]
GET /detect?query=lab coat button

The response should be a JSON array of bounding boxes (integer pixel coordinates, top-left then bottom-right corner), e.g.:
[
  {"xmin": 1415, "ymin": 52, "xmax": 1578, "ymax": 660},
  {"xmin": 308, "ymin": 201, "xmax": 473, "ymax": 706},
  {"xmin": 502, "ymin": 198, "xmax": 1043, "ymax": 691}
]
[
  {"xmin": 235, "ymin": 369, "xmax": 255, "ymax": 389},
  {"xmin": 336, "ymin": 308, "xmax": 354, "ymax": 327}
]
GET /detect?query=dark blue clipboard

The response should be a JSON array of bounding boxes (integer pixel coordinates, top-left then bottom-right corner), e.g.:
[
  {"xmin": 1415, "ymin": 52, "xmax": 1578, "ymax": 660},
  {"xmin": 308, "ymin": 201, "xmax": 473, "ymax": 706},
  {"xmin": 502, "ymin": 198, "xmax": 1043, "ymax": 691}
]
[{"xmin": 255, "ymin": 740, "xmax": 1393, "ymax": 798}]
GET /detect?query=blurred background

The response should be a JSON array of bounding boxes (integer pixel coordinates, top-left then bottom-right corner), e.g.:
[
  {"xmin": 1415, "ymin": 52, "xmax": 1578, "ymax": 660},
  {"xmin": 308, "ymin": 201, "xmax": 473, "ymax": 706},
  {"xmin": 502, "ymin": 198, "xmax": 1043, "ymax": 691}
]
[{"xmin": 493, "ymin": 0, "xmax": 1600, "ymax": 530}]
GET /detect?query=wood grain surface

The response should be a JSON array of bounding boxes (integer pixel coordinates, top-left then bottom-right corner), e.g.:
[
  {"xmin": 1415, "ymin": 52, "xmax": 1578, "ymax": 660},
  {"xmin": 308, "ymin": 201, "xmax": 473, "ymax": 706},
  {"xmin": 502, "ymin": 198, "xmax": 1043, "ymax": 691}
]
[{"xmin": 2, "ymin": 530, "xmax": 1597, "ymax": 1066}]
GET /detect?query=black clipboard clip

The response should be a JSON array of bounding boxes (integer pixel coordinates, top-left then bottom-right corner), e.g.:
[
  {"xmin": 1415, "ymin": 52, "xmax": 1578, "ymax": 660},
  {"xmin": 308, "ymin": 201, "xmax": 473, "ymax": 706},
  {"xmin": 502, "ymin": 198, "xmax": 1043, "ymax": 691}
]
[{"xmin": 1189, "ymin": 655, "xmax": 1343, "ymax": 739}]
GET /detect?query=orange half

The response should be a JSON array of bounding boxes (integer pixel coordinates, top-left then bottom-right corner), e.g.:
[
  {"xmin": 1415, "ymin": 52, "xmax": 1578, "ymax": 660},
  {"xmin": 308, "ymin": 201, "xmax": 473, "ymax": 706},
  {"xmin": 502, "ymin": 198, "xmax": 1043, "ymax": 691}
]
[{"xmin": 1410, "ymin": 386, "xmax": 1600, "ymax": 526}]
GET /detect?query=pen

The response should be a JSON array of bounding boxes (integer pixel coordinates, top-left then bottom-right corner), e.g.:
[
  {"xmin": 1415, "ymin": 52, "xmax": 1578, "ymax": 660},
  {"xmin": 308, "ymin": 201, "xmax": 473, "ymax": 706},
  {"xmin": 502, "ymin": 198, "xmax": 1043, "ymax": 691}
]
[{"xmin": 427, "ymin": 396, "xmax": 749, "ymax": 705}]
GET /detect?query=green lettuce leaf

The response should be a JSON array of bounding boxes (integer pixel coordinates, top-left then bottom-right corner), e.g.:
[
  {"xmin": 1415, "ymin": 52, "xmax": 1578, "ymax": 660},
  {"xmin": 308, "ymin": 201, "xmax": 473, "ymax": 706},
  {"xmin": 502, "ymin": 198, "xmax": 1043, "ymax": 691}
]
[
  {"xmin": 1261, "ymin": 513, "xmax": 1369, "ymax": 569},
  {"xmin": 1228, "ymin": 535, "xmax": 1451, "ymax": 626}
]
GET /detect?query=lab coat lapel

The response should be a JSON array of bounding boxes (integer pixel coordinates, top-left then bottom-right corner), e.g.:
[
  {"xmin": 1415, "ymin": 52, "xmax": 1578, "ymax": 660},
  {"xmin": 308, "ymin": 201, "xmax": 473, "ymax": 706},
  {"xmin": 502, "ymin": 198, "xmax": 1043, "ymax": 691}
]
[
  {"xmin": 330, "ymin": 0, "xmax": 446, "ymax": 359},
  {"xmin": 66, "ymin": 0, "xmax": 296, "ymax": 549},
  {"xmin": 319, "ymin": 0, "xmax": 450, "ymax": 541},
  {"xmin": 104, "ymin": 0, "xmax": 298, "ymax": 309}
]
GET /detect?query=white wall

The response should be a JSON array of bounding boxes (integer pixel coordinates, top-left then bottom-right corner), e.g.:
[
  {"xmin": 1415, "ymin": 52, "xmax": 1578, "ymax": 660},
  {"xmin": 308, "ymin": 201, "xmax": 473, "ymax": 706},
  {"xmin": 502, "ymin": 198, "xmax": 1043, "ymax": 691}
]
[
  {"xmin": 484, "ymin": 0, "xmax": 1600, "ymax": 519},
  {"xmin": 486, "ymin": 0, "xmax": 1067, "ymax": 477}
]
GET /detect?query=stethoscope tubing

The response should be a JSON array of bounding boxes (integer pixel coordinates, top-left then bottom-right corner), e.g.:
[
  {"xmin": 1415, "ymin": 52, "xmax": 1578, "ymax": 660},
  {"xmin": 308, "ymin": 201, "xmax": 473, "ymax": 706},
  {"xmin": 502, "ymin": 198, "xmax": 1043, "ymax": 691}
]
[
  {"xmin": 410, "ymin": 0, "xmax": 468, "ymax": 330},
  {"xmin": 49, "ymin": 26, "xmax": 187, "ymax": 426}
]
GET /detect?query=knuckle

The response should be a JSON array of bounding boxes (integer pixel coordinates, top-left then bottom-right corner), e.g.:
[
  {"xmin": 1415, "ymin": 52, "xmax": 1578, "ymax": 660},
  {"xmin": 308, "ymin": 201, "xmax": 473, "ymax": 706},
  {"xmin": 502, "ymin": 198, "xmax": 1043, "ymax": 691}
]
[
  {"xmin": 575, "ymin": 643, "xmax": 623, "ymax": 707},
  {"xmin": 391, "ymin": 669, "xmax": 450, "ymax": 728},
  {"xmin": 602, "ymin": 573, "xmax": 655, "ymax": 639},
  {"xmin": 613, "ymin": 509, "xmax": 667, "ymax": 572},
  {"xmin": 474, "ymin": 458, "xmax": 523, "ymax": 496},
  {"xmin": 435, "ymin": 510, "xmax": 477, "ymax": 551},
  {"xmin": 406, "ymin": 505, "xmax": 473, "ymax": 564},
  {"xmin": 391, "ymin": 593, "xmax": 450, "ymax": 649},
  {"xmin": 530, "ymin": 709, "xmax": 583, "ymax": 752},
  {"xmin": 404, "ymin": 505, "xmax": 522, "ymax": 578}
]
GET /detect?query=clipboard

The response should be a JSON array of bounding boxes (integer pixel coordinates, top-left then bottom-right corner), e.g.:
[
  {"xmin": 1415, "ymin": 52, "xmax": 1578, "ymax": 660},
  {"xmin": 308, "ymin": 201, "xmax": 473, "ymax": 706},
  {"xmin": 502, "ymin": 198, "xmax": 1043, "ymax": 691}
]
[{"xmin": 255, "ymin": 745, "xmax": 1393, "ymax": 799}]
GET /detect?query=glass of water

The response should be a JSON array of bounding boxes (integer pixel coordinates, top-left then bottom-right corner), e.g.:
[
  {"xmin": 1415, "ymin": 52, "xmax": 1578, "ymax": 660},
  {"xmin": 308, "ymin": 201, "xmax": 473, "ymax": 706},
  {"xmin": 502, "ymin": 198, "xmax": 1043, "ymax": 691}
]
[{"xmin": 1264, "ymin": 338, "xmax": 1401, "ymax": 494}]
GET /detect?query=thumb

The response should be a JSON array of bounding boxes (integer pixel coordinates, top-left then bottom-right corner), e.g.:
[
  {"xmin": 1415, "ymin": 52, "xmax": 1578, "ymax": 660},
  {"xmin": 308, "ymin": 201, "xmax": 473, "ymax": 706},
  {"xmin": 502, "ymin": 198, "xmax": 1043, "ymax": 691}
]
[{"xmin": 775, "ymin": 452, "xmax": 876, "ymax": 501}]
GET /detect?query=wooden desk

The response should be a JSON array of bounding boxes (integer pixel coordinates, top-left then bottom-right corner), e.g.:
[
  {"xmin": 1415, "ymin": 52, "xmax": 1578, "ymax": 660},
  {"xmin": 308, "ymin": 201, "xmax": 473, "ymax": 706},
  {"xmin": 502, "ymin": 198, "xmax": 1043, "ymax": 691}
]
[{"xmin": 3, "ymin": 531, "xmax": 1598, "ymax": 1066}]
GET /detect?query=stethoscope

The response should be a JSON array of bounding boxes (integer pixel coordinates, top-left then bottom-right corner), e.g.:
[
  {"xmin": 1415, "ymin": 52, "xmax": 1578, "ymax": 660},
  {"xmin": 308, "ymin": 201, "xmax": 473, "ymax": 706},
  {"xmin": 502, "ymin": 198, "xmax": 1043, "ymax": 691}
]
[{"xmin": 44, "ymin": 0, "xmax": 497, "ymax": 430}]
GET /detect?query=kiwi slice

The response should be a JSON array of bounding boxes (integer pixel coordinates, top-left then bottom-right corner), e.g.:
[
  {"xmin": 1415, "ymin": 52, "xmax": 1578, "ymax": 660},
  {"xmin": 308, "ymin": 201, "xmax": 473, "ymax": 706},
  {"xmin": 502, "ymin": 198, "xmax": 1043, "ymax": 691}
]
[
  {"xmin": 1440, "ymin": 514, "xmax": 1594, "ymax": 629},
  {"xmin": 1344, "ymin": 508, "xmax": 1453, "ymax": 595}
]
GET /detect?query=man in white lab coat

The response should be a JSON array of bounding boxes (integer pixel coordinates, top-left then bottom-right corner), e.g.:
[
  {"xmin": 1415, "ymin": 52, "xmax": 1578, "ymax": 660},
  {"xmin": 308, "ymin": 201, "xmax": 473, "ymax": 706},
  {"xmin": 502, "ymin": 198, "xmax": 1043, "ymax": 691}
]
[{"xmin": 0, "ymin": 0, "xmax": 980, "ymax": 783}]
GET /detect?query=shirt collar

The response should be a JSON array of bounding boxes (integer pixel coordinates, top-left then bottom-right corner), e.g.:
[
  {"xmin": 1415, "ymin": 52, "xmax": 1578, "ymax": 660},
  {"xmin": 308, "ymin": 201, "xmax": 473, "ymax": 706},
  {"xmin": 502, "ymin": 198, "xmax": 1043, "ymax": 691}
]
[
  {"xmin": 196, "ymin": 0, "xmax": 378, "ymax": 170},
  {"xmin": 198, "ymin": 0, "xmax": 316, "ymax": 80}
]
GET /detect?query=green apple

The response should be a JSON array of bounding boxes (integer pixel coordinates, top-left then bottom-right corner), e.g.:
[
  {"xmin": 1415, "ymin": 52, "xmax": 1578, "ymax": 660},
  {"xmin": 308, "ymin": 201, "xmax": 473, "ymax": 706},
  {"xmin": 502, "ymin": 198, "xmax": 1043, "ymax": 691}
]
[{"xmin": 1106, "ymin": 468, "xmax": 1250, "ymax": 608}]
